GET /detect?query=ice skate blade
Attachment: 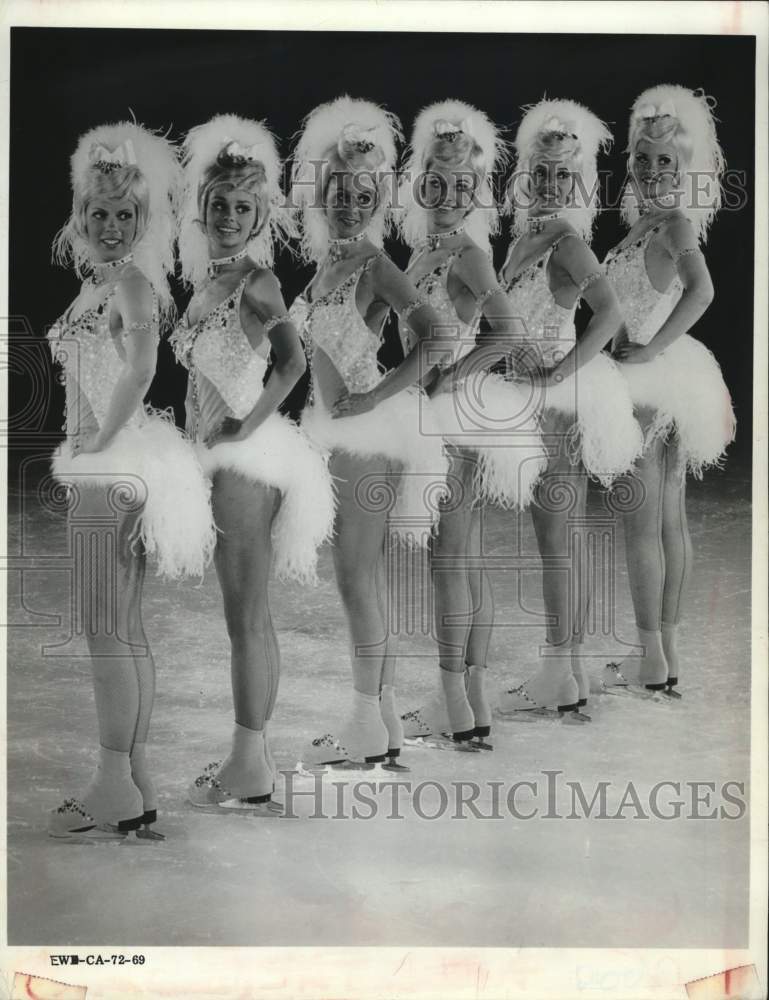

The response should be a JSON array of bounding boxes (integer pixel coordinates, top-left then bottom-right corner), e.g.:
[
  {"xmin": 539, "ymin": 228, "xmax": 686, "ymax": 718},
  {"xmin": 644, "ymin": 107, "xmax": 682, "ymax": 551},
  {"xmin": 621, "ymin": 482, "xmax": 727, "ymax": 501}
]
[
  {"xmin": 294, "ymin": 760, "xmax": 399, "ymax": 780},
  {"xmin": 383, "ymin": 758, "xmax": 411, "ymax": 773},
  {"xmin": 404, "ymin": 735, "xmax": 480, "ymax": 752},
  {"xmin": 188, "ymin": 794, "xmax": 283, "ymax": 816},
  {"xmin": 470, "ymin": 737, "xmax": 493, "ymax": 750},
  {"xmin": 495, "ymin": 706, "xmax": 562, "ymax": 723},
  {"xmin": 48, "ymin": 825, "xmax": 128, "ymax": 845},
  {"xmin": 663, "ymin": 686, "xmax": 683, "ymax": 700},
  {"xmin": 135, "ymin": 825, "xmax": 166, "ymax": 841},
  {"xmin": 192, "ymin": 801, "xmax": 283, "ymax": 817},
  {"xmin": 601, "ymin": 683, "xmax": 666, "ymax": 702},
  {"xmin": 562, "ymin": 709, "xmax": 592, "ymax": 725}
]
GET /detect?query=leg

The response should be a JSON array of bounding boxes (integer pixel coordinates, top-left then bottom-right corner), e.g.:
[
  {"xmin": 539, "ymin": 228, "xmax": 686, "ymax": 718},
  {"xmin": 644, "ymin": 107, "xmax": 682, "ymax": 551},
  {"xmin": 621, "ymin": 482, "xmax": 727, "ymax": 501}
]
[
  {"xmin": 660, "ymin": 435, "xmax": 692, "ymax": 692},
  {"xmin": 465, "ymin": 506, "xmax": 495, "ymax": 742},
  {"xmin": 213, "ymin": 471, "xmax": 280, "ymax": 732},
  {"xmin": 606, "ymin": 408, "xmax": 669, "ymax": 689},
  {"xmin": 188, "ymin": 470, "xmax": 281, "ymax": 808},
  {"xmin": 375, "ymin": 553, "xmax": 409, "ymax": 768},
  {"xmin": 498, "ymin": 410, "xmax": 587, "ymax": 717},
  {"xmin": 302, "ymin": 450, "xmax": 391, "ymax": 765},
  {"xmin": 431, "ymin": 447, "xmax": 477, "ymax": 675},
  {"xmin": 51, "ymin": 486, "xmax": 146, "ymax": 837},
  {"xmin": 402, "ymin": 447, "xmax": 478, "ymax": 744}
]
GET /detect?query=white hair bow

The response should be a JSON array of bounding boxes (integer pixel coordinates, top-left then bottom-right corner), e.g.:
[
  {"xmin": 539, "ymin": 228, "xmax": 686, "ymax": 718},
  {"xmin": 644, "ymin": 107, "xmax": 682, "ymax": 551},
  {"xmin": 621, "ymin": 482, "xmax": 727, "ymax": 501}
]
[
  {"xmin": 637, "ymin": 100, "xmax": 677, "ymax": 121},
  {"xmin": 89, "ymin": 139, "xmax": 137, "ymax": 170},
  {"xmin": 220, "ymin": 137, "xmax": 261, "ymax": 162},
  {"xmin": 340, "ymin": 123, "xmax": 380, "ymax": 152},
  {"xmin": 433, "ymin": 118, "xmax": 473, "ymax": 140},
  {"xmin": 541, "ymin": 116, "xmax": 578, "ymax": 138}
]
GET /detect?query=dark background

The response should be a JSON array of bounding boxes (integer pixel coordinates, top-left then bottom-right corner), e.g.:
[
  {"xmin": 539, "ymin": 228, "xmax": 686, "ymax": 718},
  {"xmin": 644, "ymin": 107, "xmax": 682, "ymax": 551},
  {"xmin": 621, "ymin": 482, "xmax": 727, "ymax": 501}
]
[{"xmin": 7, "ymin": 28, "xmax": 755, "ymax": 476}]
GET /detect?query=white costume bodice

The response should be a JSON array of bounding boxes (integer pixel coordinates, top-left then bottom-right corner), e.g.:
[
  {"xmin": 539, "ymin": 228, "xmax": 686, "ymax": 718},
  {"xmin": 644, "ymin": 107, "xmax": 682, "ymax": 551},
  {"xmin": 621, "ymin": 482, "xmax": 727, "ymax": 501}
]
[{"xmin": 604, "ymin": 222, "xmax": 684, "ymax": 346}]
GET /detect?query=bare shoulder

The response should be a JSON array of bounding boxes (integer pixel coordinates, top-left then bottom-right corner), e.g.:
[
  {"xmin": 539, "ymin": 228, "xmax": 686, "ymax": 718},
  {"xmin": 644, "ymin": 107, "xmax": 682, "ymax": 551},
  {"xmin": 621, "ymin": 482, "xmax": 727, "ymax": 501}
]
[
  {"xmin": 113, "ymin": 267, "xmax": 155, "ymax": 309},
  {"xmin": 454, "ymin": 241, "xmax": 496, "ymax": 284},
  {"xmin": 659, "ymin": 211, "xmax": 698, "ymax": 253},
  {"xmin": 551, "ymin": 226, "xmax": 596, "ymax": 268},
  {"xmin": 367, "ymin": 250, "xmax": 400, "ymax": 281},
  {"xmin": 243, "ymin": 265, "xmax": 283, "ymax": 305}
]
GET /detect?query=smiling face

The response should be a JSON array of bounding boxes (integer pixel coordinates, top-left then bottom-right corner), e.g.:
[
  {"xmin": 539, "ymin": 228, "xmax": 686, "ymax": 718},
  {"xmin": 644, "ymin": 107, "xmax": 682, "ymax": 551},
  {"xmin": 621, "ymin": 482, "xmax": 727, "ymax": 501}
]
[
  {"xmin": 528, "ymin": 155, "xmax": 575, "ymax": 216},
  {"xmin": 421, "ymin": 162, "xmax": 477, "ymax": 232},
  {"xmin": 631, "ymin": 138, "xmax": 679, "ymax": 200},
  {"xmin": 83, "ymin": 197, "xmax": 139, "ymax": 262},
  {"xmin": 324, "ymin": 170, "xmax": 378, "ymax": 239},
  {"xmin": 204, "ymin": 184, "xmax": 259, "ymax": 257}
]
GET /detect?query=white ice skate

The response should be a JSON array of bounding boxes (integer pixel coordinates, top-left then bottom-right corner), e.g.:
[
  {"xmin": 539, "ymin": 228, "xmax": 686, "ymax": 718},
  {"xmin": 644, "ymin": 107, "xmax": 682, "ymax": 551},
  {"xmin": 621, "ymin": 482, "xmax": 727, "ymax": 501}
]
[
  {"xmin": 401, "ymin": 700, "xmax": 480, "ymax": 752},
  {"xmin": 187, "ymin": 761, "xmax": 283, "ymax": 817},
  {"xmin": 600, "ymin": 662, "xmax": 668, "ymax": 701},
  {"xmin": 296, "ymin": 710, "xmax": 392, "ymax": 778},
  {"xmin": 48, "ymin": 797, "xmax": 149, "ymax": 845},
  {"xmin": 496, "ymin": 669, "xmax": 591, "ymax": 724}
]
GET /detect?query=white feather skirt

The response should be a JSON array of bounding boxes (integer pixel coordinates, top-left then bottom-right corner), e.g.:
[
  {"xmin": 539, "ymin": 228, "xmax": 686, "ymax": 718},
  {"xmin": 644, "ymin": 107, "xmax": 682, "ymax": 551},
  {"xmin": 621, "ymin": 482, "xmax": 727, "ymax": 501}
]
[
  {"xmin": 51, "ymin": 410, "xmax": 216, "ymax": 580},
  {"xmin": 198, "ymin": 412, "xmax": 336, "ymax": 585},
  {"xmin": 617, "ymin": 333, "xmax": 736, "ymax": 478},
  {"xmin": 539, "ymin": 352, "xmax": 644, "ymax": 488},
  {"xmin": 428, "ymin": 371, "xmax": 547, "ymax": 509},
  {"xmin": 302, "ymin": 388, "xmax": 449, "ymax": 548}
]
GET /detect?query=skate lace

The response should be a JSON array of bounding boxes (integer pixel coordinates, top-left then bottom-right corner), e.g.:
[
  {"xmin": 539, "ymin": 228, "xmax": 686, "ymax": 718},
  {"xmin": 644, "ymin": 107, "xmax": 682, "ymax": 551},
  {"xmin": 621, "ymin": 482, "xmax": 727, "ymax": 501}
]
[{"xmin": 58, "ymin": 798, "xmax": 90, "ymax": 817}]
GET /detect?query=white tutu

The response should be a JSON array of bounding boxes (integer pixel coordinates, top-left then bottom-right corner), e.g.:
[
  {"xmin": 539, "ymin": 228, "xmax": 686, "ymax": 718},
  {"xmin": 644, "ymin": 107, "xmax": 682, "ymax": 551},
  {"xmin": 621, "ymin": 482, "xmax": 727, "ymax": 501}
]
[
  {"xmin": 617, "ymin": 333, "xmax": 736, "ymax": 478},
  {"xmin": 429, "ymin": 371, "xmax": 547, "ymax": 509},
  {"xmin": 302, "ymin": 388, "xmax": 449, "ymax": 548},
  {"xmin": 52, "ymin": 410, "xmax": 216, "ymax": 580},
  {"xmin": 535, "ymin": 352, "xmax": 644, "ymax": 488},
  {"xmin": 198, "ymin": 413, "xmax": 336, "ymax": 585}
]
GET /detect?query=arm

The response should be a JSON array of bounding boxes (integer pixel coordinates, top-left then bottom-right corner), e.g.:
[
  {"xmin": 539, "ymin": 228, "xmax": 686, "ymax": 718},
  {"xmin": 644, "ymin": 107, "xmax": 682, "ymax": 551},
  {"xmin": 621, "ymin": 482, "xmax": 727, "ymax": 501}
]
[
  {"xmin": 614, "ymin": 217, "xmax": 713, "ymax": 364},
  {"xmin": 206, "ymin": 269, "xmax": 306, "ymax": 446},
  {"xmin": 79, "ymin": 275, "xmax": 158, "ymax": 453},
  {"xmin": 536, "ymin": 237, "xmax": 622, "ymax": 386},
  {"xmin": 334, "ymin": 255, "xmax": 457, "ymax": 414},
  {"xmin": 435, "ymin": 246, "xmax": 526, "ymax": 391}
]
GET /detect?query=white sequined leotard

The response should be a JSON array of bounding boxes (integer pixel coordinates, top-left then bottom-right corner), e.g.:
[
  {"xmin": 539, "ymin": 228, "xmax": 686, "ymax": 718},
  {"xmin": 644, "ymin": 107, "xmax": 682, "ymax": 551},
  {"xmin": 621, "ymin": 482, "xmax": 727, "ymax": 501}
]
[
  {"xmin": 297, "ymin": 253, "xmax": 386, "ymax": 403},
  {"xmin": 401, "ymin": 249, "xmax": 493, "ymax": 361},
  {"xmin": 171, "ymin": 272, "xmax": 271, "ymax": 440},
  {"xmin": 499, "ymin": 232, "xmax": 599, "ymax": 371},
  {"xmin": 400, "ymin": 247, "xmax": 548, "ymax": 509},
  {"xmin": 48, "ymin": 282, "xmax": 159, "ymax": 437},
  {"xmin": 603, "ymin": 222, "xmax": 683, "ymax": 345},
  {"xmin": 48, "ymin": 278, "xmax": 217, "ymax": 580},
  {"xmin": 499, "ymin": 230, "xmax": 643, "ymax": 485}
]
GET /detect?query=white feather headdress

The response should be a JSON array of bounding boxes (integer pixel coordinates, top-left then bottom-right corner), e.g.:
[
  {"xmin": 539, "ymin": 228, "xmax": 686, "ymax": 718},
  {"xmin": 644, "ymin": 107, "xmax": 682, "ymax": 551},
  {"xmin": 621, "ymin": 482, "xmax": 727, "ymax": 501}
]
[
  {"xmin": 508, "ymin": 98, "xmax": 612, "ymax": 241},
  {"xmin": 53, "ymin": 120, "xmax": 180, "ymax": 319},
  {"xmin": 621, "ymin": 84, "xmax": 725, "ymax": 242},
  {"xmin": 397, "ymin": 99, "xmax": 507, "ymax": 252},
  {"xmin": 290, "ymin": 95, "xmax": 402, "ymax": 264},
  {"xmin": 177, "ymin": 114, "xmax": 293, "ymax": 288}
]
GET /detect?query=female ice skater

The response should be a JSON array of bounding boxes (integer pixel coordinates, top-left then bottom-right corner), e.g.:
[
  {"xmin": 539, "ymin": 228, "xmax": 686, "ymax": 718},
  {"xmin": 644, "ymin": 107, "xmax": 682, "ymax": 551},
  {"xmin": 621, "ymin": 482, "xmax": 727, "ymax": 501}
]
[
  {"xmin": 602, "ymin": 85, "xmax": 735, "ymax": 696},
  {"xmin": 172, "ymin": 115, "xmax": 335, "ymax": 814},
  {"xmin": 48, "ymin": 121, "xmax": 216, "ymax": 841},
  {"xmin": 289, "ymin": 95, "xmax": 455, "ymax": 770},
  {"xmin": 496, "ymin": 98, "xmax": 643, "ymax": 720},
  {"xmin": 395, "ymin": 100, "xmax": 547, "ymax": 750}
]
